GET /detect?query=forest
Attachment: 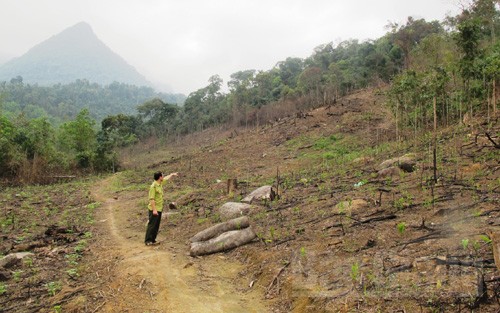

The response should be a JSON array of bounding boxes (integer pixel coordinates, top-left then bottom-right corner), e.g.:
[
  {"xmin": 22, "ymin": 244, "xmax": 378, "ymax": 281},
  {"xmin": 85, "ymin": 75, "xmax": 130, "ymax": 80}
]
[{"xmin": 0, "ymin": 0, "xmax": 498, "ymax": 183}]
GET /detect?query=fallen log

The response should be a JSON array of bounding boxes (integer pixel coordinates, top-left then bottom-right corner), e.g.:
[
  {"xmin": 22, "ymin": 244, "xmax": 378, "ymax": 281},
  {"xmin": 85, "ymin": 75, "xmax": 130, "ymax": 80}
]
[
  {"xmin": 434, "ymin": 257, "xmax": 496, "ymax": 269},
  {"xmin": 351, "ymin": 214, "xmax": 397, "ymax": 227},
  {"xmin": 385, "ymin": 263, "xmax": 413, "ymax": 276},
  {"xmin": 399, "ymin": 230, "xmax": 451, "ymax": 250},
  {"xmin": 189, "ymin": 227, "xmax": 256, "ymax": 256},
  {"xmin": 190, "ymin": 216, "xmax": 250, "ymax": 243}
]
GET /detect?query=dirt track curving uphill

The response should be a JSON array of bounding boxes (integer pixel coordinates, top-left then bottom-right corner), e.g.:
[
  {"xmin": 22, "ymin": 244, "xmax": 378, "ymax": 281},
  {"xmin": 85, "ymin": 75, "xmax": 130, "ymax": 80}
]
[{"xmin": 91, "ymin": 174, "xmax": 268, "ymax": 313}]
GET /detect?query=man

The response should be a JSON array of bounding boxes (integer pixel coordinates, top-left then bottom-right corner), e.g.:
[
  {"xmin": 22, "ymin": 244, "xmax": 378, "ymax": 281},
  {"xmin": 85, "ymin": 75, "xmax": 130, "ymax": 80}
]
[{"xmin": 145, "ymin": 171, "xmax": 178, "ymax": 246}]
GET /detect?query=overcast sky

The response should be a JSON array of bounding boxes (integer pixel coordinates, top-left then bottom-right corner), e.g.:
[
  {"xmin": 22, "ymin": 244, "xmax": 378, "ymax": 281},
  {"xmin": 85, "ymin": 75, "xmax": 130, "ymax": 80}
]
[{"xmin": 0, "ymin": 0, "xmax": 462, "ymax": 94}]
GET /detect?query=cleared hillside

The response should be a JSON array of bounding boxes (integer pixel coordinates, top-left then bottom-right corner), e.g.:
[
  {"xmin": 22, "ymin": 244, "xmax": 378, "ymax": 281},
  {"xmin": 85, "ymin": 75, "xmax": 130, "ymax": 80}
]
[
  {"xmin": 111, "ymin": 89, "xmax": 500, "ymax": 312},
  {"xmin": 1, "ymin": 88, "xmax": 498, "ymax": 312}
]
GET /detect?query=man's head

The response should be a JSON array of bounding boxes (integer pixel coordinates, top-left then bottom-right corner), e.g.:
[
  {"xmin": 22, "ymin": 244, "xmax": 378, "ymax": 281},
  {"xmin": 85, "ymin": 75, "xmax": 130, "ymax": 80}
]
[{"xmin": 154, "ymin": 171, "xmax": 163, "ymax": 181}]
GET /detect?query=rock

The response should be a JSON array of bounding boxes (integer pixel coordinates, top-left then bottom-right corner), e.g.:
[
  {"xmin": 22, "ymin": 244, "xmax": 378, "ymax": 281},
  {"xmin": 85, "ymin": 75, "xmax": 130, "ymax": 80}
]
[
  {"xmin": 0, "ymin": 252, "xmax": 33, "ymax": 269},
  {"xmin": 0, "ymin": 254, "xmax": 19, "ymax": 269},
  {"xmin": 378, "ymin": 154, "xmax": 416, "ymax": 171},
  {"xmin": 0, "ymin": 270, "xmax": 11, "ymax": 281},
  {"xmin": 242, "ymin": 186, "xmax": 276, "ymax": 204},
  {"xmin": 0, "ymin": 241, "xmax": 13, "ymax": 254},
  {"xmin": 399, "ymin": 162, "xmax": 416, "ymax": 173},
  {"xmin": 377, "ymin": 166, "xmax": 401, "ymax": 178},
  {"xmin": 335, "ymin": 199, "xmax": 369, "ymax": 213},
  {"xmin": 219, "ymin": 202, "xmax": 253, "ymax": 219}
]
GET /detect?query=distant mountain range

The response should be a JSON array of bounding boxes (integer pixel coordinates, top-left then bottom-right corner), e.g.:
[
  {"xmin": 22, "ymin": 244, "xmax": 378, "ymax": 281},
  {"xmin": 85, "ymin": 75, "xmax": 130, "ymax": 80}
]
[{"xmin": 0, "ymin": 22, "xmax": 152, "ymax": 87}]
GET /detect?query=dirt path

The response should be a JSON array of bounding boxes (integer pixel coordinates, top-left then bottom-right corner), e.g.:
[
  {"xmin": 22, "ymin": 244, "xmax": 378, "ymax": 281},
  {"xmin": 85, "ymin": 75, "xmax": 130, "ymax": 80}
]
[{"xmin": 91, "ymin": 174, "xmax": 268, "ymax": 313}]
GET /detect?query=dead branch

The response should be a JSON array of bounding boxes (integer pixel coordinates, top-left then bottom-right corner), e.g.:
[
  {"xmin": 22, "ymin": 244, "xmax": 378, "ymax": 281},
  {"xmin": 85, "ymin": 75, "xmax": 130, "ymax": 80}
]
[
  {"xmin": 480, "ymin": 209, "xmax": 500, "ymax": 217},
  {"xmin": 298, "ymin": 144, "xmax": 314, "ymax": 150},
  {"xmin": 329, "ymin": 287, "xmax": 353, "ymax": 299},
  {"xmin": 273, "ymin": 237, "xmax": 296, "ymax": 247},
  {"xmin": 485, "ymin": 132, "xmax": 500, "ymax": 149},
  {"xmin": 434, "ymin": 257, "xmax": 496, "ymax": 269},
  {"xmin": 139, "ymin": 278, "xmax": 146, "ymax": 289},
  {"xmin": 399, "ymin": 230, "xmax": 450, "ymax": 250},
  {"xmin": 385, "ymin": 263, "xmax": 413, "ymax": 275},
  {"xmin": 92, "ymin": 301, "xmax": 107, "ymax": 313},
  {"xmin": 485, "ymin": 276, "xmax": 500, "ymax": 283},
  {"xmin": 322, "ymin": 223, "xmax": 343, "ymax": 231},
  {"xmin": 265, "ymin": 261, "xmax": 290, "ymax": 298},
  {"xmin": 302, "ymin": 212, "xmax": 342, "ymax": 225},
  {"xmin": 351, "ymin": 214, "xmax": 397, "ymax": 227}
]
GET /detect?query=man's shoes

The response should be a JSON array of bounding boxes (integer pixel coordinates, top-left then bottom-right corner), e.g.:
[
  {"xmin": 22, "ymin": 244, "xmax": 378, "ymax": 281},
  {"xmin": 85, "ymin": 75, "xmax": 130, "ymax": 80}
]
[{"xmin": 145, "ymin": 241, "xmax": 159, "ymax": 246}]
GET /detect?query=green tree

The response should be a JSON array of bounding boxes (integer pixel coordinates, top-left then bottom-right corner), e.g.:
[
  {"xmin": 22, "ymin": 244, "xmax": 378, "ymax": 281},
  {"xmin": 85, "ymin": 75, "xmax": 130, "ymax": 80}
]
[
  {"xmin": 0, "ymin": 114, "xmax": 20, "ymax": 175},
  {"xmin": 58, "ymin": 109, "xmax": 97, "ymax": 168},
  {"xmin": 137, "ymin": 98, "xmax": 178, "ymax": 137}
]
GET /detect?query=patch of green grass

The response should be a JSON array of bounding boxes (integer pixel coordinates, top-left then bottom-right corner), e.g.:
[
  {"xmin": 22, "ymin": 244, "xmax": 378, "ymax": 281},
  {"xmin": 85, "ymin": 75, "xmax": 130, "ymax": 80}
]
[
  {"xmin": 65, "ymin": 253, "xmax": 80, "ymax": 266},
  {"xmin": 74, "ymin": 240, "xmax": 87, "ymax": 253},
  {"xmin": 46, "ymin": 281, "xmax": 62, "ymax": 296},
  {"xmin": 350, "ymin": 262, "xmax": 360, "ymax": 281},
  {"xmin": 13, "ymin": 270, "xmax": 23, "ymax": 282},
  {"xmin": 86, "ymin": 202, "xmax": 101, "ymax": 210},
  {"xmin": 397, "ymin": 222, "xmax": 407, "ymax": 234},
  {"xmin": 66, "ymin": 268, "xmax": 79, "ymax": 278},
  {"xmin": 196, "ymin": 218, "xmax": 208, "ymax": 225}
]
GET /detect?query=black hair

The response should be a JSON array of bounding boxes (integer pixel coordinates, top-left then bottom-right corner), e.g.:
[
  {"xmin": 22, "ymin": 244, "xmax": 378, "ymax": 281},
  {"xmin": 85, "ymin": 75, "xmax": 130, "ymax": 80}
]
[{"xmin": 154, "ymin": 171, "xmax": 163, "ymax": 181}]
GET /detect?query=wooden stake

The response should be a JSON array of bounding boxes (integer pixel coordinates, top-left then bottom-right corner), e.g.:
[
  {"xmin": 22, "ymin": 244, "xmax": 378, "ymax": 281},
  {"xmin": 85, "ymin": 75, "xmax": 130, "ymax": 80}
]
[{"xmin": 433, "ymin": 97, "xmax": 438, "ymax": 184}]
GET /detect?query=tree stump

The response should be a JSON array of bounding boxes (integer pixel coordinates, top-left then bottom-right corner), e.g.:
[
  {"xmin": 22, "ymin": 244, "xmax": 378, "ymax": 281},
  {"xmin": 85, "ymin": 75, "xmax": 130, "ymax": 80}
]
[{"xmin": 227, "ymin": 178, "xmax": 238, "ymax": 194}]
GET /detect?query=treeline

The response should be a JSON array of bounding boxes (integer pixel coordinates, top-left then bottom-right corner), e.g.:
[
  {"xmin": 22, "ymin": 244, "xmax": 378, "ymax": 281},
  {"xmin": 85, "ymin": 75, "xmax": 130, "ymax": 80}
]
[
  {"xmin": 0, "ymin": 78, "xmax": 186, "ymax": 124},
  {"xmin": 388, "ymin": 0, "xmax": 499, "ymax": 135},
  {"xmin": 139, "ymin": 0, "xmax": 498, "ymax": 136},
  {"xmin": 1, "ymin": 0, "xmax": 498, "ymax": 182},
  {"xmin": 0, "ymin": 109, "xmax": 116, "ymax": 184}
]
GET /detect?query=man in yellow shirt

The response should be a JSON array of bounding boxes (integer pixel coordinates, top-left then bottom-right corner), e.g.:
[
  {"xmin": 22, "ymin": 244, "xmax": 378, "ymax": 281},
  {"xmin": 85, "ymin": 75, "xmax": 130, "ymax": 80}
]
[{"xmin": 145, "ymin": 171, "xmax": 178, "ymax": 245}]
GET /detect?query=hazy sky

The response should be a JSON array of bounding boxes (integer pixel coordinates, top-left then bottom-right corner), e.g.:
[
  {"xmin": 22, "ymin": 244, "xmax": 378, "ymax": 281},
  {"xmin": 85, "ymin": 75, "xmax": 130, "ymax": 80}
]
[{"xmin": 0, "ymin": 0, "xmax": 462, "ymax": 94}]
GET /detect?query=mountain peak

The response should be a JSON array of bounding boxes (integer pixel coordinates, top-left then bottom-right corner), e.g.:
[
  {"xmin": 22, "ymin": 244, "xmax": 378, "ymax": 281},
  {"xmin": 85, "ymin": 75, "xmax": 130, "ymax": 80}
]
[
  {"xmin": 0, "ymin": 22, "xmax": 151, "ymax": 87},
  {"xmin": 61, "ymin": 21, "xmax": 95, "ymax": 38}
]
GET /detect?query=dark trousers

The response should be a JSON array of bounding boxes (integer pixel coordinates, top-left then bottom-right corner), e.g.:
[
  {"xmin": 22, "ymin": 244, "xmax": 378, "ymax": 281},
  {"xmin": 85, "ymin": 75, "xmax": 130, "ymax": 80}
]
[{"xmin": 145, "ymin": 210, "xmax": 162, "ymax": 243}]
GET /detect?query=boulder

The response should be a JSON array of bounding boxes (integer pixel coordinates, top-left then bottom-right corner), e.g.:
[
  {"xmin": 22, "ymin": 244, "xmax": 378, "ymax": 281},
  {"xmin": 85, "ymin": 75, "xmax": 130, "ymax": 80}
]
[
  {"xmin": 219, "ymin": 202, "xmax": 253, "ymax": 219},
  {"xmin": 242, "ymin": 186, "xmax": 276, "ymax": 204},
  {"xmin": 378, "ymin": 154, "xmax": 416, "ymax": 171},
  {"xmin": 190, "ymin": 216, "xmax": 250, "ymax": 243},
  {"xmin": 0, "ymin": 254, "xmax": 19, "ymax": 269},
  {"xmin": 0, "ymin": 252, "xmax": 33, "ymax": 269},
  {"xmin": 377, "ymin": 166, "xmax": 401, "ymax": 178},
  {"xmin": 190, "ymin": 227, "xmax": 257, "ymax": 256},
  {"xmin": 0, "ymin": 270, "xmax": 11, "ymax": 281}
]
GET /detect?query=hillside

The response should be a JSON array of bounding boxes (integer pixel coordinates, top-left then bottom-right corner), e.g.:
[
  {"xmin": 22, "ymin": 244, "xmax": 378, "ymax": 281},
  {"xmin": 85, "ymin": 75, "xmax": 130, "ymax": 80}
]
[
  {"xmin": 125, "ymin": 89, "xmax": 499, "ymax": 312},
  {"xmin": 0, "ymin": 22, "xmax": 151, "ymax": 87},
  {"xmin": 1, "ymin": 88, "xmax": 498, "ymax": 312}
]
